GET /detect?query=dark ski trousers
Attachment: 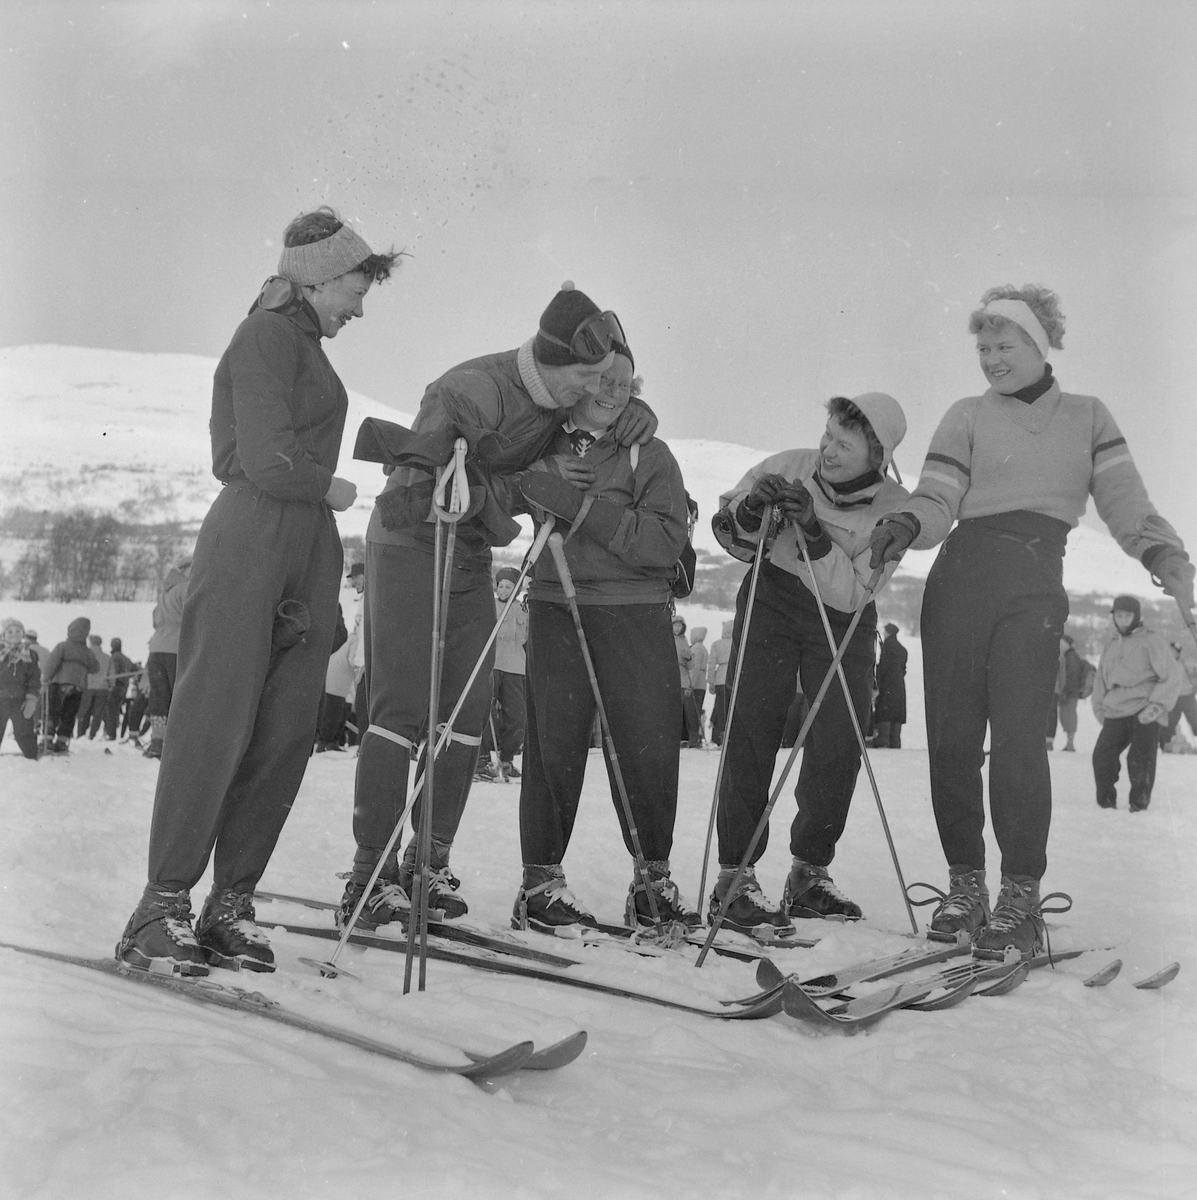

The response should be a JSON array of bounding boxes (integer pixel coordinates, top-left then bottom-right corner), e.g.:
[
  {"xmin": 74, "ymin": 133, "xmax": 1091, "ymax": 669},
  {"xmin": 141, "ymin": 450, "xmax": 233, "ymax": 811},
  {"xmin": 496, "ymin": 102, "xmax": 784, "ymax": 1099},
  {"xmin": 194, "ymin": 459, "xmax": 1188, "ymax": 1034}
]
[
  {"xmin": 317, "ymin": 693, "xmax": 348, "ymax": 744},
  {"xmin": 146, "ymin": 652, "xmax": 177, "ymax": 719},
  {"xmin": 710, "ymin": 683, "xmax": 729, "ymax": 745},
  {"xmin": 75, "ymin": 689, "xmax": 109, "ymax": 738},
  {"xmin": 147, "ymin": 481, "xmax": 342, "ymax": 894},
  {"xmin": 46, "ymin": 684, "xmax": 81, "ymax": 743},
  {"xmin": 353, "ymin": 541, "xmax": 494, "ymax": 859},
  {"xmin": 1093, "ymin": 716, "xmax": 1159, "ymax": 810},
  {"xmin": 717, "ymin": 562, "xmax": 875, "ymax": 870},
  {"xmin": 103, "ymin": 688, "xmax": 125, "ymax": 739},
  {"xmin": 0, "ymin": 698, "xmax": 39, "ymax": 758},
  {"xmin": 480, "ymin": 669, "xmax": 526, "ymax": 762},
  {"xmin": 921, "ymin": 517, "xmax": 1068, "ymax": 881},
  {"xmin": 520, "ymin": 599, "xmax": 680, "ymax": 866}
]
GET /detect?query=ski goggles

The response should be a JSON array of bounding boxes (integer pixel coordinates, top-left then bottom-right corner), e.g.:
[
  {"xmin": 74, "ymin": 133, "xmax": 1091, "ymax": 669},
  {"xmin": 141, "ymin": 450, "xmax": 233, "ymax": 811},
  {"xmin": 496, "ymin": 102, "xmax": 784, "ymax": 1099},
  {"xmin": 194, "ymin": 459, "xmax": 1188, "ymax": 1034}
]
[{"xmin": 538, "ymin": 310, "xmax": 627, "ymax": 364}]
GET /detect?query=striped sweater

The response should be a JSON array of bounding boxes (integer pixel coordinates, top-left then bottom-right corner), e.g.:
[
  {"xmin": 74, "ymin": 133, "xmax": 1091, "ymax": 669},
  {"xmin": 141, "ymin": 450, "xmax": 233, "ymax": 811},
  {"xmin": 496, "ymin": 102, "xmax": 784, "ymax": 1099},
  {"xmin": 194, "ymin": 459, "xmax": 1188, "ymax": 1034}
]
[{"xmin": 905, "ymin": 381, "xmax": 1185, "ymax": 562}]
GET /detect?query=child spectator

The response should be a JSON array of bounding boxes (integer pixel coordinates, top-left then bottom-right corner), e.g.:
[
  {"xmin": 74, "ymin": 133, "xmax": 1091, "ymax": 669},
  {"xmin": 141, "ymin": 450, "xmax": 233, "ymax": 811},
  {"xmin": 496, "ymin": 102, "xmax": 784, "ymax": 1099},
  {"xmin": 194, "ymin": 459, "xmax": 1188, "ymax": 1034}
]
[{"xmin": 1, "ymin": 618, "xmax": 41, "ymax": 760}]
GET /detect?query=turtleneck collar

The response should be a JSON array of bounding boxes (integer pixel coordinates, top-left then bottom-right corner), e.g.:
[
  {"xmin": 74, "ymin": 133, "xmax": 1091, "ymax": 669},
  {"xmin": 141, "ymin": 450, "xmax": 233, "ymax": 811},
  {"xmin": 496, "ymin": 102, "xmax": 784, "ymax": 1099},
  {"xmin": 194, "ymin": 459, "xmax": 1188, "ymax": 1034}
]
[
  {"xmin": 1012, "ymin": 361, "xmax": 1055, "ymax": 405},
  {"xmin": 813, "ymin": 466, "xmax": 884, "ymax": 504}
]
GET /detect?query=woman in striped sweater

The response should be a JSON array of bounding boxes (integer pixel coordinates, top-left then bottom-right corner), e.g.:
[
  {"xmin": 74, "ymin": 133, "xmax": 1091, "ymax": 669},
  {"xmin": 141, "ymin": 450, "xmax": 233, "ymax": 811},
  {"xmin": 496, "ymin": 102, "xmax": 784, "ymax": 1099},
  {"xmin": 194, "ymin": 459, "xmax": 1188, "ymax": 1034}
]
[{"xmin": 869, "ymin": 284, "xmax": 1194, "ymax": 959}]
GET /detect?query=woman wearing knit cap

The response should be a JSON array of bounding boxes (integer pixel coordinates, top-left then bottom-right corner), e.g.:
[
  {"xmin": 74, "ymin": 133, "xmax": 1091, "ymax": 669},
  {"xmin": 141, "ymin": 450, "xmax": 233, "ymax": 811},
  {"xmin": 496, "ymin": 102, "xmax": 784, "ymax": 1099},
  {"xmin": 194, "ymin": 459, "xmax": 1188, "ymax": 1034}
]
[
  {"xmin": 710, "ymin": 392, "xmax": 911, "ymax": 937},
  {"xmin": 870, "ymin": 284, "xmax": 1194, "ymax": 958},
  {"xmin": 118, "ymin": 207, "xmax": 399, "ymax": 977},
  {"xmin": 341, "ymin": 283, "xmax": 658, "ymax": 930},
  {"xmin": 1091, "ymin": 596, "xmax": 1183, "ymax": 811},
  {"xmin": 512, "ymin": 344, "xmax": 700, "ymax": 933}
]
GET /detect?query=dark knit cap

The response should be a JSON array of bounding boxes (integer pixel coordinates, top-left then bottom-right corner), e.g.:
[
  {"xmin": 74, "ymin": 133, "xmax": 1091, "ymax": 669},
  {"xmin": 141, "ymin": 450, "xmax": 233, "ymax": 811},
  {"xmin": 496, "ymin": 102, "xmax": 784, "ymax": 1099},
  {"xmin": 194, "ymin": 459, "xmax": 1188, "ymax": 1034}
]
[
  {"xmin": 495, "ymin": 567, "xmax": 521, "ymax": 587},
  {"xmin": 534, "ymin": 282, "xmax": 602, "ymax": 366},
  {"xmin": 1112, "ymin": 595, "xmax": 1141, "ymax": 618}
]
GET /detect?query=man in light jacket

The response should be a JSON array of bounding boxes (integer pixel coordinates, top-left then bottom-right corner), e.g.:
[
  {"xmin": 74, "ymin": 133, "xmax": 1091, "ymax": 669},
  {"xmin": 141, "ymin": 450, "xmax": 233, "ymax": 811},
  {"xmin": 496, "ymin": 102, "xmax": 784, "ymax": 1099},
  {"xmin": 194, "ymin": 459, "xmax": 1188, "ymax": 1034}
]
[{"xmin": 1091, "ymin": 594, "xmax": 1182, "ymax": 811}]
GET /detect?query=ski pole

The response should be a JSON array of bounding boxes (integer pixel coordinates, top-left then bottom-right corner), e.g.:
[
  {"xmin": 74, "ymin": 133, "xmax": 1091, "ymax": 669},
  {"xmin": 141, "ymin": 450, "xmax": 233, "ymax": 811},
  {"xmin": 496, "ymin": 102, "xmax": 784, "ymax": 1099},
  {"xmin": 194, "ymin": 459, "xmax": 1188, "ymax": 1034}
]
[
  {"xmin": 316, "ymin": 513, "xmax": 557, "ymax": 977},
  {"xmin": 546, "ymin": 532, "xmax": 665, "ymax": 937},
  {"xmin": 793, "ymin": 526, "xmax": 917, "ymax": 934},
  {"xmin": 695, "ymin": 503, "xmax": 774, "ymax": 912},
  {"xmin": 695, "ymin": 559, "xmax": 885, "ymax": 966},
  {"xmin": 406, "ymin": 438, "xmax": 468, "ymax": 994}
]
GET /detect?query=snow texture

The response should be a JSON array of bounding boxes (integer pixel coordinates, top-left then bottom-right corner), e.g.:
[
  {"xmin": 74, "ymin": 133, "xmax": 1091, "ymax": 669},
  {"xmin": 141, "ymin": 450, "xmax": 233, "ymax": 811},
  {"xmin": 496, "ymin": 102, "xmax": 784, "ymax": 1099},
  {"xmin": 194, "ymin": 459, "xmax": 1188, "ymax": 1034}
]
[{"xmin": 1, "ymin": 599, "xmax": 1195, "ymax": 1200}]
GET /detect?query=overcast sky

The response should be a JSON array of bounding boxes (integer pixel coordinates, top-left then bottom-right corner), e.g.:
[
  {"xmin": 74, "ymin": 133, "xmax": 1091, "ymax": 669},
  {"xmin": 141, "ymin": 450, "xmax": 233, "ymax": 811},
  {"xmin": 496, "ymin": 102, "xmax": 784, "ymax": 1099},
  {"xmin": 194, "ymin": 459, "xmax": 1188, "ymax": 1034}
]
[{"xmin": 5, "ymin": 0, "xmax": 1195, "ymax": 550}]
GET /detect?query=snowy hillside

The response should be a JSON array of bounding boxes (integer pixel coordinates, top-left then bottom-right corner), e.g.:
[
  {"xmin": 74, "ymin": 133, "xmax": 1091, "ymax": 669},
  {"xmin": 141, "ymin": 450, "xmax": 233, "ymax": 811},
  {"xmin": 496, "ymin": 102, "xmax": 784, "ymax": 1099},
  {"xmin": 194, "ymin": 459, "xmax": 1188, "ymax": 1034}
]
[{"xmin": 2, "ymin": 343, "xmax": 1166, "ymax": 597}]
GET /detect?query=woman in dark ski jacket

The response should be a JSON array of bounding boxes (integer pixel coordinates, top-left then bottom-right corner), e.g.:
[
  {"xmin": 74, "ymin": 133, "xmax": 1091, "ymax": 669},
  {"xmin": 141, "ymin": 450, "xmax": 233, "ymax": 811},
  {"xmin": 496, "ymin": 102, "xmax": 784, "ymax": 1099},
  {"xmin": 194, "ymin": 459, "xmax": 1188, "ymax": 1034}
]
[{"xmin": 511, "ymin": 346, "xmax": 699, "ymax": 935}]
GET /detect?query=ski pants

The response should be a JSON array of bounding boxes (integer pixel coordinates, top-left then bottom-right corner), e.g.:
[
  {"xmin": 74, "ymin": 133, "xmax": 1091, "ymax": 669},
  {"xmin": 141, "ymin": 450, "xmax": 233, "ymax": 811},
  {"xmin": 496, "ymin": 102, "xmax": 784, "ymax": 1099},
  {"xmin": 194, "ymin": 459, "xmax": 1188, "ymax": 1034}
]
[
  {"xmin": 317, "ymin": 693, "xmax": 348, "ymax": 744},
  {"xmin": 103, "ymin": 687, "xmax": 125, "ymax": 739},
  {"xmin": 75, "ymin": 689, "xmax": 108, "ymax": 738},
  {"xmin": 147, "ymin": 481, "xmax": 342, "ymax": 894},
  {"xmin": 1161, "ymin": 693, "xmax": 1197, "ymax": 747},
  {"xmin": 1048, "ymin": 695, "xmax": 1078, "ymax": 741},
  {"xmin": 0, "ymin": 698, "xmax": 39, "ymax": 758},
  {"xmin": 46, "ymin": 684, "xmax": 81, "ymax": 743},
  {"xmin": 921, "ymin": 516, "xmax": 1068, "ymax": 881},
  {"xmin": 710, "ymin": 683, "xmax": 729, "ymax": 745},
  {"xmin": 520, "ymin": 599, "xmax": 680, "ymax": 866},
  {"xmin": 1093, "ymin": 715, "xmax": 1159, "ymax": 809},
  {"xmin": 480, "ymin": 669, "xmax": 526, "ymax": 762},
  {"xmin": 146, "ymin": 652, "xmax": 177, "ymax": 719},
  {"xmin": 717, "ymin": 561, "xmax": 875, "ymax": 870},
  {"xmin": 352, "ymin": 540, "xmax": 494, "ymax": 860}
]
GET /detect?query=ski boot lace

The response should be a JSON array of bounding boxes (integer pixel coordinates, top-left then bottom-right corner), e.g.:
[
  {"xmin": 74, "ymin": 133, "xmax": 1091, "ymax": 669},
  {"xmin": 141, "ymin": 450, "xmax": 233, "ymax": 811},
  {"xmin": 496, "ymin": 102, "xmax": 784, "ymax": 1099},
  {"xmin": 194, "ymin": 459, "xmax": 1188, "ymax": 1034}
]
[
  {"xmin": 366, "ymin": 881, "xmax": 411, "ymax": 919},
  {"xmin": 906, "ymin": 879, "xmax": 984, "ymax": 924},
  {"xmin": 987, "ymin": 885, "xmax": 1073, "ymax": 964}
]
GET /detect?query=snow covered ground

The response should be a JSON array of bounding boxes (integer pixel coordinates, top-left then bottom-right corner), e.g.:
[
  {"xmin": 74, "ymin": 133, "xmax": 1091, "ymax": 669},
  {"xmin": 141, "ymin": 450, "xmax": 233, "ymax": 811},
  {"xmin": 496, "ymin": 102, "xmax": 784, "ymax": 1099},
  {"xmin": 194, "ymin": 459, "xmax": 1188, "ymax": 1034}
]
[{"xmin": 1, "ymin": 603, "xmax": 1195, "ymax": 1199}]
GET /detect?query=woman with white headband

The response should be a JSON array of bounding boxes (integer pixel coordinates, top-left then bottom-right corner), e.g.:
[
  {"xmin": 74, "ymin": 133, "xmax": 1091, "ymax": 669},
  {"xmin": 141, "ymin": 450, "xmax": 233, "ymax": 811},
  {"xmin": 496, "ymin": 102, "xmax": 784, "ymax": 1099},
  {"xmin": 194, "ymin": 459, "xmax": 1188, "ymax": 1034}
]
[{"xmin": 869, "ymin": 283, "xmax": 1194, "ymax": 960}]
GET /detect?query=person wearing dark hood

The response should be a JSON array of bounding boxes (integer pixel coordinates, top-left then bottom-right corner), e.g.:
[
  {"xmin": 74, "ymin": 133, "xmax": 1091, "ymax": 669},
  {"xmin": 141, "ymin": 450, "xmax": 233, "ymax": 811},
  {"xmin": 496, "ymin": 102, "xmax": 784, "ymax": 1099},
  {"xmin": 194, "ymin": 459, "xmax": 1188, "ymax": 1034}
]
[
  {"xmin": 340, "ymin": 282, "xmax": 657, "ymax": 930},
  {"xmin": 1091, "ymin": 596, "xmax": 1183, "ymax": 811},
  {"xmin": 869, "ymin": 284, "xmax": 1193, "ymax": 957},
  {"xmin": 711, "ymin": 392, "xmax": 910, "ymax": 936},
  {"xmin": 1, "ymin": 618, "xmax": 41, "ymax": 760},
  {"xmin": 117, "ymin": 208, "xmax": 399, "ymax": 977},
  {"xmin": 870, "ymin": 622, "xmax": 907, "ymax": 748},
  {"xmin": 103, "ymin": 638, "xmax": 135, "ymax": 741},
  {"xmin": 40, "ymin": 617, "xmax": 98, "ymax": 755}
]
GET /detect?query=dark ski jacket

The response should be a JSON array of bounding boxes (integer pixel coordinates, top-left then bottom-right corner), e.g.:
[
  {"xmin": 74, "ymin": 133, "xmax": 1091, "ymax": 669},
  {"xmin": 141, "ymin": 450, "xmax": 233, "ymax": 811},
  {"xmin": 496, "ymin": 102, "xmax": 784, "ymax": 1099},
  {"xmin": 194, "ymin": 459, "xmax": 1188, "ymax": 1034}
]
[
  {"xmin": 42, "ymin": 618, "xmax": 99, "ymax": 691},
  {"xmin": 1, "ymin": 647, "xmax": 40, "ymax": 703},
  {"xmin": 874, "ymin": 633, "xmax": 908, "ymax": 723},
  {"xmin": 210, "ymin": 299, "xmax": 347, "ymax": 504}
]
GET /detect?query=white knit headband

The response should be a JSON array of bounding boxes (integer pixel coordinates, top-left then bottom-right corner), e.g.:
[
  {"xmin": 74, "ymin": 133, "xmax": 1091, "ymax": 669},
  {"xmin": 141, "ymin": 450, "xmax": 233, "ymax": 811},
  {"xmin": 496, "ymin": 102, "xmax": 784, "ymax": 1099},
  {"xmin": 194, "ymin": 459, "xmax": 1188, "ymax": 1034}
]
[
  {"xmin": 983, "ymin": 299, "xmax": 1051, "ymax": 359},
  {"xmin": 277, "ymin": 224, "xmax": 374, "ymax": 285}
]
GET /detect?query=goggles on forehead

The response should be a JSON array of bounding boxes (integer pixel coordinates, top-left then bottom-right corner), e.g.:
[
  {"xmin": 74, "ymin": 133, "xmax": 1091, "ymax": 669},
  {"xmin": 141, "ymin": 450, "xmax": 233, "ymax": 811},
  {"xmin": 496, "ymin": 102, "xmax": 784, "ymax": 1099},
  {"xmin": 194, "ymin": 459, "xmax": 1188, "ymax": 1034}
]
[{"xmin": 539, "ymin": 310, "xmax": 626, "ymax": 365}]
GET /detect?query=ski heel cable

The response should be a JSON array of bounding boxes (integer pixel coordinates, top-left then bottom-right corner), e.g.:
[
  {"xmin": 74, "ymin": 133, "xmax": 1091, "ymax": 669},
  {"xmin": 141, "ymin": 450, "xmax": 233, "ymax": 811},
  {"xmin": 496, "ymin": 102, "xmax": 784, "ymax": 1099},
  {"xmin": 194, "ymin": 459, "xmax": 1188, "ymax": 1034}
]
[
  {"xmin": 545, "ymin": 531, "xmax": 666, "ymax": 938},
  {"xmin": 1036, "ymin": 891, "xmax": 1073, "ymax": 968},
  {"xmin": 695, "ymin": 555, "xmax": 886, "ymax": 967},
  {"xmin": 793, "ymin": 526, "xmax": 917, "ymax": 934},
  {"xmin": 313, "ymin": 494, "xmax": 558, "ymax": 980},
  {"xmin": 695, "ymin": 504, "xmax": 775, "ymax": 915}
]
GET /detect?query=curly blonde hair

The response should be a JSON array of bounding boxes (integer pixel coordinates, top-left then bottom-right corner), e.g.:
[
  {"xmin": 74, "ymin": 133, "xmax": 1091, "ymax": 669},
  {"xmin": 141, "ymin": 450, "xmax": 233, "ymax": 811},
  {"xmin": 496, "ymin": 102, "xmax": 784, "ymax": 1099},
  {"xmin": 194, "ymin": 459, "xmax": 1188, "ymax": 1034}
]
[{"xmin": 968, "ymin": 283, "xmax": 1066, "ymax": 350}]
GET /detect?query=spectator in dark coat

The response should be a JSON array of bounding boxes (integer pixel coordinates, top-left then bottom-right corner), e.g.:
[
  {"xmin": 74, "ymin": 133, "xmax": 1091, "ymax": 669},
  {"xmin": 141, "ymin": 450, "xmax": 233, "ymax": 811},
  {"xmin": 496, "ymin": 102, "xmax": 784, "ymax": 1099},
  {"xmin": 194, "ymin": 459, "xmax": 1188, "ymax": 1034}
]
[
  {"xmin": 41, "ymin": 617, "xmax": 99, "ymax": 754},
  {"xmin": 870, "ymin": 623, "xmax": 907, "ymax": 748},
  {"xmin": 1, "ymin": 618, "xmax": 41, "ymax": 760},
  {"xmin": 104, "ymin": 638, "xmax": 136, "ymax": 740}
]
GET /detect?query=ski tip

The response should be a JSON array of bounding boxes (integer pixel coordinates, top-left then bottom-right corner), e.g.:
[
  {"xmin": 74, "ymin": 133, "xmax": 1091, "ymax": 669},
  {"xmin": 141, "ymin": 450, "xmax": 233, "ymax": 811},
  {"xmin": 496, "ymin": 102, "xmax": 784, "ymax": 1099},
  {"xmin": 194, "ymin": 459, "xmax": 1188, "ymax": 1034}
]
[
  {"xmin": 1082, "ymin": 959, "xmax": 1123, "ymax": 987},
  {"xmin": 1133, "ymin": 961, "xmax": 1180, "ymax": 990},
  {"xmin": 755, "ymin": 957, "xmax": 787, "ymax": 991}
]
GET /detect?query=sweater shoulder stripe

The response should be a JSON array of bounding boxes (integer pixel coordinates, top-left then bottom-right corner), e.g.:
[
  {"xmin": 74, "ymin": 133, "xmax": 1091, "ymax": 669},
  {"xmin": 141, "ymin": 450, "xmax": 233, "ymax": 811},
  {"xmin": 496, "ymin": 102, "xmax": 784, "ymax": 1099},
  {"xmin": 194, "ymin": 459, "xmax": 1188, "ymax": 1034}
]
[
  {"xmin": 925, "ymin": 451, "xmax": 971, "ymax": 478},
  {"xmin": 1093, "ymin": 436, "xmax": 1127, "ymax": 458}
]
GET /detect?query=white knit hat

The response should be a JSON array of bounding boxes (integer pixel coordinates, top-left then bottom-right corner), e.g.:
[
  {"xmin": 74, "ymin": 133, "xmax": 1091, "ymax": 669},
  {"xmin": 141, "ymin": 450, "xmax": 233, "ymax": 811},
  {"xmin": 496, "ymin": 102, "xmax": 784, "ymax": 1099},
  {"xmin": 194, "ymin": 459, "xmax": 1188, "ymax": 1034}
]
[
  {"xmin": 849, "ymin": 392, "xmax": 907, "ymax": 482},
  {"xmin": 278, "ymin": 224, "xmax": 375, "ymax": 285}
]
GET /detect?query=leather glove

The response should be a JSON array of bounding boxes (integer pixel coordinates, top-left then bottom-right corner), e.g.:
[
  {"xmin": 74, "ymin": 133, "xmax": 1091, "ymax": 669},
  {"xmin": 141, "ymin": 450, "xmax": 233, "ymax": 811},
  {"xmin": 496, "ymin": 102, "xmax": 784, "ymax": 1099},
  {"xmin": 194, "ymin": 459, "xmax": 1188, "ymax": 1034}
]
[
  {"xmin": 778, "ymin": 480, "xmax": 818, "ymax": 533},
  {"xmin": 1143, "ymin": 546, "xmax": 1195, "ymax": 612},
  {"xmin": 1138, "ymin": 701, "xmax": 1168, "ymax": 725},
  {"xmin": 519, "ymin": 473, "xmax": 624, "ymax": 545},
  {"xmin": 612, "ymin": 398, "xmax": 658, "ymax": 447},
  {"xmin": 22, "ymin": 697, "xmax": 38, "ymax": 720},
  {"xmin": 868, "ymin": 512, "xmax": 921, "ymax": 569},
  {"xmin": 737, "ymin": 474, "xmax": 793, "ymax": 531}
]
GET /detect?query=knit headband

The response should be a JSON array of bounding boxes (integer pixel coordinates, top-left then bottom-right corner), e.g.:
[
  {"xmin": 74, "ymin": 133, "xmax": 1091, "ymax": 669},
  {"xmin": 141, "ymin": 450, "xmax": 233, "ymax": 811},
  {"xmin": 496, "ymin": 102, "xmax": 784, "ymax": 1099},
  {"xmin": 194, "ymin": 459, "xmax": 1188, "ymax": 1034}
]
[
  {"xmin": 278, "ymin": 224, "xmax": 375, "ymax": 285},
  {"xmin": 983, "ymin": 299, "xmax": 1051, "ymax": 359}
]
